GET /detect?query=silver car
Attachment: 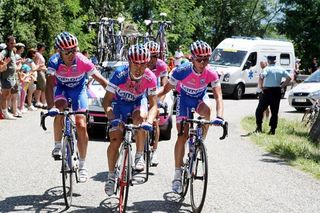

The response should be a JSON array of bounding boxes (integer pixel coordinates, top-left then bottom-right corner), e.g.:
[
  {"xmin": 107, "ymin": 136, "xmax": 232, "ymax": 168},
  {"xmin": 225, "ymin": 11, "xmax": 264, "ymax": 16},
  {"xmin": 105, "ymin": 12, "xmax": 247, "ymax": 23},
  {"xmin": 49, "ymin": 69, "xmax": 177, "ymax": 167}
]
[{"xmin": 288, "ymin": 70, "xmax": 320, "ymax": 111}]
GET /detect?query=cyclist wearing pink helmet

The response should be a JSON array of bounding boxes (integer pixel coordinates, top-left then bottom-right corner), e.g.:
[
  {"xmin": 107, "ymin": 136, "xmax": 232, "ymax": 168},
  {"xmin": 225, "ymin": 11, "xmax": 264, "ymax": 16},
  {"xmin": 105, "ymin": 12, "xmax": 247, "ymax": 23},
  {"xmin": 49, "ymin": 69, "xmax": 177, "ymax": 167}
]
[
  {"xmin": 46, "ymin": 31, "xmax": 108, "ymax": 182},
  {"xmin": 158, "ymin": 40, "xmax": 224, "ymax": 193},
  {"xmin": 144, "ymin": 40, "xmax": 169, "ymax": 166},
  {"xmin": 103, "ymin": 44, "xmax": 158, "ymax": 196}
]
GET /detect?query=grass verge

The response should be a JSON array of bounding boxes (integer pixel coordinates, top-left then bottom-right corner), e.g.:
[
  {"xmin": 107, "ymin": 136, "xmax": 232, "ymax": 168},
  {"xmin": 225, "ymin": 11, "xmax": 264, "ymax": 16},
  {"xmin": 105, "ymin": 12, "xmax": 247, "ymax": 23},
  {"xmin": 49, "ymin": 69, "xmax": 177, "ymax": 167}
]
[{"xmin": 241, "ymin": 116, "xmax": 320, "ymax": 179}]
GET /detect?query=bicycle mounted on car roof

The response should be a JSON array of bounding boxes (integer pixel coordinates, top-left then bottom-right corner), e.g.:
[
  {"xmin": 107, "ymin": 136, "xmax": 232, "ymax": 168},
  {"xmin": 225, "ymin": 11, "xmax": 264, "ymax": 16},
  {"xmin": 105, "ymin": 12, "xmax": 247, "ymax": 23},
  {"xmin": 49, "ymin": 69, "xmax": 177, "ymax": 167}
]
[{"xmin": 88, "ymin": 16, "xmax": 126, "ymax": 64}]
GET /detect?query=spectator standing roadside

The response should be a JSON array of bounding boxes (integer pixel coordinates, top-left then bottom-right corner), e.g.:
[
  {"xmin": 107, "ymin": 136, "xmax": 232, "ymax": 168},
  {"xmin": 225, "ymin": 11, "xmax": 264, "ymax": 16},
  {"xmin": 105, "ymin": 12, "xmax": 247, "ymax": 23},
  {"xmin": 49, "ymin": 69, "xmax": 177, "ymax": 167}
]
[
  {"xmin": 254, "ymin": 56, "xmax": 291, "ymax": 135},
  {"xmin": 0, "ymin": 36, "xmax": 17, "ymax": 120},
  {"xmin": 309, "ymin": 57, "xmax": 318, "ymax": 74},
  {"xmin": 34, "ymin": 43, "xmax": 47, "ymax": 109}
]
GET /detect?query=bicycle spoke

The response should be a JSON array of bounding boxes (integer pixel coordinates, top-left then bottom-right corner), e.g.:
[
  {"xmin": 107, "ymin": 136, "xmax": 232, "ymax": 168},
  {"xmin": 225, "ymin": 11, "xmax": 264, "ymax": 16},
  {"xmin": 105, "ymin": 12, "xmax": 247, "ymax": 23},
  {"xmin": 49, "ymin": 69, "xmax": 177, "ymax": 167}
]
[
  {"xmin": 118, "ymin": 148, "xmax": 131, "ymax": 213},
  {"xmin": 61, "ymin": 137, "xmax": 73, "ymax": 208},
  {"xmin": 190, "ymin": 143, "xmax": 208, "ymax": 213}
]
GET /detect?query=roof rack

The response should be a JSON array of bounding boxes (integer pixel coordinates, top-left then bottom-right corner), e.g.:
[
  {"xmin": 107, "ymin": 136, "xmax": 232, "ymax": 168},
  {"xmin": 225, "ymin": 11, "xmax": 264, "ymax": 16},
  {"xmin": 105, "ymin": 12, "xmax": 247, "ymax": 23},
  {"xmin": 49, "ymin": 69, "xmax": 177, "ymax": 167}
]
[{"xmin": 231, "ymin": 36, "xmax": 262, "ymax": 40}]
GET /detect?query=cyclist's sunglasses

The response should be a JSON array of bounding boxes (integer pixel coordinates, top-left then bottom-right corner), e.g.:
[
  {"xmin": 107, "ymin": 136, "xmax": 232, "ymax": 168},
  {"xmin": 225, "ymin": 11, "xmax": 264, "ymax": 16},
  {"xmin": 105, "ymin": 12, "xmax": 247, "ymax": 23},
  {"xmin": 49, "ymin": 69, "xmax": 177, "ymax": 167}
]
[
  {"xmin": 61, "ymin": 48, "xmax": 77, "ymax": 56},
  {"xmin": 195, "ymin": 57, "xmax": 210, "ymax": 64}
]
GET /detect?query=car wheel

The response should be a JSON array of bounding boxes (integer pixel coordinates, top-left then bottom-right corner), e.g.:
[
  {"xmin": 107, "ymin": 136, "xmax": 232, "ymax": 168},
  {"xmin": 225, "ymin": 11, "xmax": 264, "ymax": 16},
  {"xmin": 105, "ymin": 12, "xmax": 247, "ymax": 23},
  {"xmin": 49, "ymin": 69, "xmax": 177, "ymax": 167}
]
[
  {"xmin": 159, "ymin": 117, "xmax": 172, "ymax": 141},
  {"xmin": 295, "ymin": 107, "xmax": 306, "ymax": 112},
  {"xmin": 232, "ymin": 84, "xmax": 244, "ymax": 100}
]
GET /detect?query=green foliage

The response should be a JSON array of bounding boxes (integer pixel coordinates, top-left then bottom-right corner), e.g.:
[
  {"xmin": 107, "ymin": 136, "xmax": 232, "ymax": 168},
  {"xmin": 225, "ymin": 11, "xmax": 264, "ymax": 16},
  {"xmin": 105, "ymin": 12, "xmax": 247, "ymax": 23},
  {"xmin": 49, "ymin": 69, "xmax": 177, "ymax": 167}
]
[
  {"xmin": 278, "ymin": 0, "xmax": 320, "ymax": 70},
  {"xmin": 0, "ymin": 0, "xmax": 314, "ymax": 62}
]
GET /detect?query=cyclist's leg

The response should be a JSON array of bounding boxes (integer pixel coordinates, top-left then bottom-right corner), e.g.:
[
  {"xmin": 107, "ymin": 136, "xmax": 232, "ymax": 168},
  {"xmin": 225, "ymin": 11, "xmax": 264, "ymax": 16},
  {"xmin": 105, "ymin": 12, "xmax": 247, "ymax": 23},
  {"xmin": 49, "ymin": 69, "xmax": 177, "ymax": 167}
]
[
  {"xmin": 52, "ymin": 88, "xmax": 68, "ymax": 159},
  {"xmin": 105, "ymin": 102, "xmax": 129, "ymax": 195},
  {"xmin": 132, "ymin": 98, "xmax": 148, "ymax": 171},
  {"xmin": 196, "ymin": 94, "xmax": 212, "ymax": 139},
  {"xmin": 172, "ymin": 95, "xmax": 194, "ymax": 193},
  {"xmin": 70, "ymin": 88, "xmax": 90, "ymax": 182}
]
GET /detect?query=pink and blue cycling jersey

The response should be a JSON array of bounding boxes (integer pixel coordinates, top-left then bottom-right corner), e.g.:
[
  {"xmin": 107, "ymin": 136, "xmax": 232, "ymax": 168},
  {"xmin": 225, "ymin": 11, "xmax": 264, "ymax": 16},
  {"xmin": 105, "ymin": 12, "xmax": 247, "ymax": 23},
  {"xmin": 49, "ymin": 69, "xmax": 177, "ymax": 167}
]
[
  {"xmin": 169, "ymin": 62, "xmax": 220, "ymax": 121},
  {"xmin": 47, "ymin": 52, "xmax": 98, "ymax": 111},
  {"xmin": 150, "ymin": 59, "xmax": 168, "ymax": 88},
  {"xmin": 106, "ymin": 65, "xmax": 157, "ymax": 104},
  {"xmin": 169, "ymin": 62, "xmax": 220, "ymax": 99},
  {"xmin": 47, "ymin": 52, "xmax": 97, "ymax": 88}
]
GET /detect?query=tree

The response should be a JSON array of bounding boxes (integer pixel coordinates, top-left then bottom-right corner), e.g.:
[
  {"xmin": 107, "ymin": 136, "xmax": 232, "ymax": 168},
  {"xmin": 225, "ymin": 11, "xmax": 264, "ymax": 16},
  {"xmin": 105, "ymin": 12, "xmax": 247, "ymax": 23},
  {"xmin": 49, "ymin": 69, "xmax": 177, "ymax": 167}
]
[{"xmin": 278, "ymin": 0, "xmax": 320, "ymax": 70}]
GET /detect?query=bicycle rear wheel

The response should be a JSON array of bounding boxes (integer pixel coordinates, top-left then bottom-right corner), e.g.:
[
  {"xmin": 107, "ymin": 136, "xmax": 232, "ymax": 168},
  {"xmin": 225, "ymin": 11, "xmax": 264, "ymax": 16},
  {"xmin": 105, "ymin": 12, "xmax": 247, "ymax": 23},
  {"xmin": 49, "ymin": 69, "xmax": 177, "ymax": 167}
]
[
  {"xmin": 97, "ymin": 31, "xmax": 105, "ymax": 64},
  {"xmin": 118, "ymin": 147, "xmax": 131, "ymax": 213},
  {"xmin": 61, "ymin": 137, "xmax": 74, "ymax": 208},
  {"xmin": 190, "ymin": 142, "xmax": 208, "ymax": 213}
]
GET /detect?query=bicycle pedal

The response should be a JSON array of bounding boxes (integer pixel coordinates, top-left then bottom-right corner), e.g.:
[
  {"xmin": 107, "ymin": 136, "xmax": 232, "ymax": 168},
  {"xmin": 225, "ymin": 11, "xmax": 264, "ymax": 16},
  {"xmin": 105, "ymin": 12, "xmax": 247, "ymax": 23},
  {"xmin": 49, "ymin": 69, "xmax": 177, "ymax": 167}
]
[{"xmin": 150, "ymin": 163, "xmax": 158, "ymax": 167}]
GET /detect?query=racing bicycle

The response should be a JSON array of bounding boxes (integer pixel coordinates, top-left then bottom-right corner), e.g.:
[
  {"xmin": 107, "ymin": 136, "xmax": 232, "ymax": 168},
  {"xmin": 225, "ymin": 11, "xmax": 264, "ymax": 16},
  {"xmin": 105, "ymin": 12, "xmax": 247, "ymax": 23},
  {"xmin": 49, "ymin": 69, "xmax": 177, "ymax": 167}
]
[
  {"xmin": 144, "ymin": 12, "xmax": 172, "ymax": 61},
  {"xmin": 108, "ymin": 116, "xmax": 152, "ymax": 213},
  {"xmin": 40, "ymin": 107, "xmax": 87, "ymax": 208},
  {"xmin": 179, "ymin": 108, "xmax": 228, "ymax": 213}
]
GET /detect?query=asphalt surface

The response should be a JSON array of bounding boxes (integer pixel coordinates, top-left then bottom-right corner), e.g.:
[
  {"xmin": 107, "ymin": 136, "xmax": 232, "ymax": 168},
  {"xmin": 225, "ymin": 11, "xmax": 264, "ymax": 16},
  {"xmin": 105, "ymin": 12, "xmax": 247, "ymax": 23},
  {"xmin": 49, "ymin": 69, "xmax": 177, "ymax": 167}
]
[{"xmin": 1, "ymin": 91, "xmax": 320, "ymax": 213}]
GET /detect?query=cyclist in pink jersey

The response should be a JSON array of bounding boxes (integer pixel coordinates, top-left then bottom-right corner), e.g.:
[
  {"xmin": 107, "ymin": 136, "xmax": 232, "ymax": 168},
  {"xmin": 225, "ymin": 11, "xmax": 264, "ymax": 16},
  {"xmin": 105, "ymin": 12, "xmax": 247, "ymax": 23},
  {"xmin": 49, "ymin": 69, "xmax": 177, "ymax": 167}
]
[
  {"xmin": 46, "ymin": 32, "xmax": 108, "ymax": 183},
  {"xmin": 158, "ymin": 40, "xmax": 224, "ymax": 193},
  {"xmin": 145, "ymin": 41, "xmax": 169, "ymax": 166},
  {"xmin": 103, "ymin": 44, "xmax": 158, "ymax": 196}
]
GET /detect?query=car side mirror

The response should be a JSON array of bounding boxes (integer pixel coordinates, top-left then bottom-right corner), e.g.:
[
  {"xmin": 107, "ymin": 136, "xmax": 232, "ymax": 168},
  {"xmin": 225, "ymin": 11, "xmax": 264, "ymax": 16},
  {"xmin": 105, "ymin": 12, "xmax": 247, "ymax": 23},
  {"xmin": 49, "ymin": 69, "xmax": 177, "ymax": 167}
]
[{"xmin": 243, "ymin": 60, "xmax": 252, "ymax": 70}]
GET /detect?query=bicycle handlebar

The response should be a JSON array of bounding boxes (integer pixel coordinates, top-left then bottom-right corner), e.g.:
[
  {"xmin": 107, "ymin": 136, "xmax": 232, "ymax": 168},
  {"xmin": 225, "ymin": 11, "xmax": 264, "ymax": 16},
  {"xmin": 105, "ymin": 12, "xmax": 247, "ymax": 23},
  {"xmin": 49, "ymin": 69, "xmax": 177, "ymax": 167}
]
[
  {"xmin": 178, "ymin": 118, "xmax": 228, "ymax": 140},
  {"xmin": 40, "ymin": 111, "xmax": 87, "ymax": 131}
]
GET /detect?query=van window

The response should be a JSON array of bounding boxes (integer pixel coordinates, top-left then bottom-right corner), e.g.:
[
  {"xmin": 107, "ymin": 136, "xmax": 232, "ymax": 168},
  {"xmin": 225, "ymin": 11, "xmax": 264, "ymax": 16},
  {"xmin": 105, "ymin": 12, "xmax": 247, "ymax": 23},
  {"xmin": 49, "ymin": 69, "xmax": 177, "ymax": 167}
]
[
  {"xmin": 280, "ymin": 53, "xmax": 290, "ymax": 65},
  {"xmin": 210, "ymin": 48, "xmax": 247, "ymax": 67},
  {"xmin": 246, "ymin": 52, "xmax": 257, "ymax": 67}
]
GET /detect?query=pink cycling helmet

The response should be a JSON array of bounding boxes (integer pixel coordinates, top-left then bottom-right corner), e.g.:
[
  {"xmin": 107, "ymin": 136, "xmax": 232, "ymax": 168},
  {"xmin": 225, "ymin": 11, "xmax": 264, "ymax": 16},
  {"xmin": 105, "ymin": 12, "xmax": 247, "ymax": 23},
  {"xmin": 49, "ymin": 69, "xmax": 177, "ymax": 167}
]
[
  {"xmin": 55, "ymin": 32, "xmax": 78, "ymax": 50},
  {"xmin": 144, "ymin": 41, "xmax": 160, "ymax": 55},
  {"xmin": 190, "ymin": 40, "xmax": 212, "ymax": 57},
  {"xmin": 128, "ymin": 44, "xmax": 150, "ymax": 64}
]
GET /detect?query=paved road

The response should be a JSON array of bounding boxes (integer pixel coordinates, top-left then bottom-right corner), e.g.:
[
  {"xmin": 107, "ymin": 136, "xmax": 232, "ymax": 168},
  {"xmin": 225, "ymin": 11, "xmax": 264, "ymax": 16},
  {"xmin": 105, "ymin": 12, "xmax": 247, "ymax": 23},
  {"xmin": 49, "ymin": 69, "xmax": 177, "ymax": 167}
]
[{"xmin": 1, "ymin": 92, "xmax": 319, "ymax": 213}]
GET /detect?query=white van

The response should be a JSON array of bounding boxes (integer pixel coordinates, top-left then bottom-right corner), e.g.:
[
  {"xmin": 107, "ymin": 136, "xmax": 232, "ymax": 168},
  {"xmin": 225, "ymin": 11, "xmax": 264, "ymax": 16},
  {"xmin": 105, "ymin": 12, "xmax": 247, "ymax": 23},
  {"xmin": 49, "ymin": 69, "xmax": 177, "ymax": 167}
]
[{"xmin": 209, "ymin": 36, "xmax": 295, "ymax": 99}]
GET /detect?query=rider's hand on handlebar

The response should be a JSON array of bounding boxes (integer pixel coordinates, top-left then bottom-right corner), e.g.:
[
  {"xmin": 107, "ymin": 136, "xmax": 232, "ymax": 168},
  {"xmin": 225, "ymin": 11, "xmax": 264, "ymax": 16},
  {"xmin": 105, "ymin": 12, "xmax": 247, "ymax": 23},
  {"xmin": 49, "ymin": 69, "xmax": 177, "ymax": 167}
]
[
  {"xmin": 211, "ymin": 116, "xmax": 224, "ymax": 126},
  {"xmin": 47, "ymin": 107, "xmax": 60, "ymax": 117},
  {"xmin": 141, "ymin": 122, "xmax": 153, "ymax": 132}
]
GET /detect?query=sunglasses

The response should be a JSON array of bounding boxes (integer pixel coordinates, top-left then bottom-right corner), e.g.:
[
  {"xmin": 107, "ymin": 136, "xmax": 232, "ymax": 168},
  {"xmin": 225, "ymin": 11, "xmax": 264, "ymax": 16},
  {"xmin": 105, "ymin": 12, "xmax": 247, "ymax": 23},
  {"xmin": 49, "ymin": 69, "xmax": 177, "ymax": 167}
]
[
  {"xmin": 195, "ymin": 57, "xmax": 210, "ymax": 64},
  {"xmin": 61, "ymin": 48, "xmax": 77, "ymax": 56}
]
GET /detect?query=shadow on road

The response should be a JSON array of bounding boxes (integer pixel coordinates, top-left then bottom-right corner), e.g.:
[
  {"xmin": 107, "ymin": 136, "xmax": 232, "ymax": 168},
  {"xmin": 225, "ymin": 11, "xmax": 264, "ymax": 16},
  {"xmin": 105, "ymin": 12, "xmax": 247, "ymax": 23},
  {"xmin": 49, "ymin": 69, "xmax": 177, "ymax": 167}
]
[
  {"xmin": 260, "ymin": 153, "xmax": 289, "ymax": 165},
  {"xmin": 0, "ymin": 186, "xmax": 70, "ymax": 212}
]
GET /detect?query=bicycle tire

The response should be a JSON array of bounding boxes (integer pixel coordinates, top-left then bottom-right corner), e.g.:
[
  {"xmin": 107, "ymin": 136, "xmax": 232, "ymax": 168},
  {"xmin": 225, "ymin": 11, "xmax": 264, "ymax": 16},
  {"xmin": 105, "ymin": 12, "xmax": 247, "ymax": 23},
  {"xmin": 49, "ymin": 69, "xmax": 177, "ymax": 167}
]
[
  {"xmin": 180, "ymin": 160, "xmax": 189, "ymax": 198},
  {"xmin": 97, "ymin": 30, "xmax": 105, "ymax": 64},
  {"xmin": 190, "ymin": 142, "xmax": 208, "ymax": 213},
  {"xmin": 143, "ymin": 131, "xmax": 152, "ymax": 182},
  {"xmin": 118, "ymin": 147, "xmax": 131, "ymax": 213},
  {"xmin": 61, "ymin": 136, "xmax": 73, "ymax": 208}
]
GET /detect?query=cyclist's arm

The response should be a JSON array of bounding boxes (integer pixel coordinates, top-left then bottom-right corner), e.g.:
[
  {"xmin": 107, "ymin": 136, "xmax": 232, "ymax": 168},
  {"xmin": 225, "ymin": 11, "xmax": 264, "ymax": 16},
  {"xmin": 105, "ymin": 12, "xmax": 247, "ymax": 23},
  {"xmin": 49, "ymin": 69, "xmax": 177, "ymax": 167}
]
[
  {"xmin": 158, "ymin": 81, "xmax": 174, "ymax": 99},
  {"xmin": 103, "ymin": 91, "xmax": 115, "ymax": 120},
  {"xmin": 91, "ymin": 71, "xmax": 108, "ymax": 89},
  {"xmin": 211, "ymin": 81, "xmax": 224, "ymax": 118},
  {"xmin": 147, "ymin": 93, "xmax": 158, "ymax": 124},
  {"xmin": 159, "ymin": 76, "xmax": 169, "ymax": 102},
  {"xmin": 45, "ymin": 74, "xmax": 56, "ymax": 109}
]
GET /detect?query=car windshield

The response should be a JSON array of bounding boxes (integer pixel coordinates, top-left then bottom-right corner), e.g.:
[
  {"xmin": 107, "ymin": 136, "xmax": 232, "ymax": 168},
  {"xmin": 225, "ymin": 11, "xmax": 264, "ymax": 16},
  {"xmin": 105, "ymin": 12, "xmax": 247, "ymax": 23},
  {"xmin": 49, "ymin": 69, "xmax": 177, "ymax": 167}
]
[
  {"xmin": 209, "ymin": 48, "xmax": 247, "ymax": 67},
  {"xmin": 304, "ymin": 70, "xmax": 320, "ymax": 83}
]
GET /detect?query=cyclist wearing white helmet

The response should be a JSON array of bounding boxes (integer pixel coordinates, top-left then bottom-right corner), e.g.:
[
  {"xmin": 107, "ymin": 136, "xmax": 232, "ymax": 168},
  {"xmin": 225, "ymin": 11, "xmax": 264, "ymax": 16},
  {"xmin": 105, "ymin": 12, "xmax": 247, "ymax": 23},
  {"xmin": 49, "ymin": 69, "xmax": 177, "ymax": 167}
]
[
  {"xmin": 144, "ymin": 40, "xmax": 169, "ymax": 166},
  {"xmin": 46, "ymin": 32, "xmax": 108, "ymax": 182},
  {"xmin": 103, "ymin": 44, "xmax": 158, "ymax": 196},
  {"xmin": 158, "ymin": 40, "xmax": 224, "ymax": 193}
]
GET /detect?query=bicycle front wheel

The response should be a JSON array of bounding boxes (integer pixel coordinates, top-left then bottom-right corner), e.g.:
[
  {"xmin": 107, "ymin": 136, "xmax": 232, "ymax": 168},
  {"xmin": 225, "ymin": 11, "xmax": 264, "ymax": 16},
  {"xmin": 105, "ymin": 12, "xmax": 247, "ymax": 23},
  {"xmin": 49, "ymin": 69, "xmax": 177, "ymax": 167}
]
[
  {"xmin": 118, "ymin": 147, "xmax": 131, "ymax": 213},
  {"xmin": 61, "ymin": 137, "xmax": 74, "ymax": 208},
  {"xmin": 190, "ymin": 142, "xmax": 208, "ymax": 213},
  {"xmin": 143, "ymin": 131, "xmax": 152, "ymax": 182},
  {"xmin": 180, "ymin": 160, "xmax": 189, "ymax": 198}
]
